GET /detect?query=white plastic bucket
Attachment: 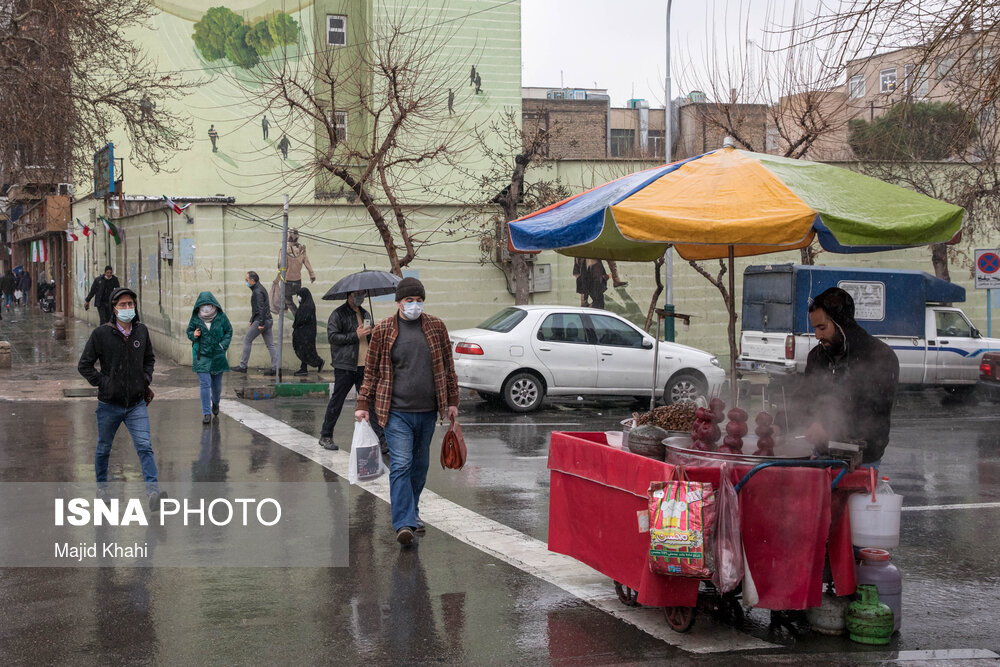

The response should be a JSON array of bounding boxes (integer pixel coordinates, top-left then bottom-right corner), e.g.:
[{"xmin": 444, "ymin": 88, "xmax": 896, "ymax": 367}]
[{"xmin": 848, "ymin": 484, "xmax": 902, "ymax": 549}]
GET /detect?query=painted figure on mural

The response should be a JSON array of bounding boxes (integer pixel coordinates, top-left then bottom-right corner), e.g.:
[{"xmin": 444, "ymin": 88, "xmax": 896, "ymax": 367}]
[
  {"xmin": 447, "ymin": 89, "xmax": 454, "ymax": 115},
  {"xmin": 261, "ymin": 115, "xmax": 269, "ymax": 140},
  {"xmin": 208, "ymin": 124, "xmax": 219, "ymax": 152},
  {"xmin": 278, "ymin": 135, "xmax": 290, "ymax": 159},
  {"xmin": 474, "ymin": 71, "xmax": 482, "ymax": 95},
  {"xmin": 469, "ymin": 64, "xmax": 476, "ymax": 86}
]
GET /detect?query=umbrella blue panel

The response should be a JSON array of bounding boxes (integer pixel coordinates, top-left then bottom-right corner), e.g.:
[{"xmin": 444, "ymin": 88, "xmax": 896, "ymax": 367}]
[{"xmin": 509, "ymin": 156, "xmax": 701, "ymax": 252}]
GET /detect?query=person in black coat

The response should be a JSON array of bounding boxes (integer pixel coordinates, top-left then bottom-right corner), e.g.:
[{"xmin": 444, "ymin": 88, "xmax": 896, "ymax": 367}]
[
  {"xmin": 77, "ymin": 287, "xmax": 165, "ymax": 508},
  {"xmin": 801, "ymin": 287, "xmax": 900, "ymax": 466},
  {"xmin": 291, "ymin": 288, "xmax": 325, "ymax": 376},
  {"xmin": 84, "ymin": 265, "xmax": 120, "ymax": 324},
  {"xmin": 17, "ymin": 270, "xmax": 31, "ymax": 307}
]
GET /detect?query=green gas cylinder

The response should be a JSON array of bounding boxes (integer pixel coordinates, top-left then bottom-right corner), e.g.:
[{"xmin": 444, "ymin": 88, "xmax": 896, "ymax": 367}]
[{"xmin": 846, "ymin": 584, "xmax": 894, "ymax": 645}]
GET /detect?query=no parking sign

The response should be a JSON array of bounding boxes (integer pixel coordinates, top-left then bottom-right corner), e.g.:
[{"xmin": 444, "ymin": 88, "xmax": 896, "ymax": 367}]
[{"xmin": 975, "ymin": 249, "xmax": 1000, "ymax": 289}]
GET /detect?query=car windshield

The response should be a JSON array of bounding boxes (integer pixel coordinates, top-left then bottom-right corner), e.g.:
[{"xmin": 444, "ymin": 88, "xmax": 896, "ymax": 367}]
[{"xmin": 477, "ymin": 307, "xmax": 527, "ymax": 333}]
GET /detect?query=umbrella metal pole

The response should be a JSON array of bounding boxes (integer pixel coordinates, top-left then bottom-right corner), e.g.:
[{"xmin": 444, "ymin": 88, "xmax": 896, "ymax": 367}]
[
  {"xmin": 651, "ymin": 312, "xmax": 662, "ymax": 412},
  {"xmin": 277, "ymin": 195, "xmax": 288, "ymax": 383},
  {"xmin": 729, "ymin": 245, "xmax": 737, "ymax": 408}
]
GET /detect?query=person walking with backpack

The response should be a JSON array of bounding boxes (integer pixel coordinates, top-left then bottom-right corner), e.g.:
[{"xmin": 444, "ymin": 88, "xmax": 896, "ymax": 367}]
[{"xmin": 186, "ymin": 291, "xmax": 233, "ymax": 424}]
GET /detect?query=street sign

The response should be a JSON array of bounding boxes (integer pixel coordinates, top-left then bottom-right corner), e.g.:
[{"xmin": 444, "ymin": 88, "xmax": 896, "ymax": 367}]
[{"xmin": 975, "ymin": 249, "xmax": 1000, "ymax": 289}]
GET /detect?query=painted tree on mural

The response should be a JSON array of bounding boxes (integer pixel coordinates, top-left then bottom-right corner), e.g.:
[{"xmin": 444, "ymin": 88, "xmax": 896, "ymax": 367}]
[
  {"xmin": 192, "ymin": 7, "xmax": 299, "ymax": 70},
  {"xmin": 249, "ymin": 6, "xmax": 472, "ymax": 275},
  {"xmin": 0, "ymin": 0, "xmax": 197, "ymax": 185}
]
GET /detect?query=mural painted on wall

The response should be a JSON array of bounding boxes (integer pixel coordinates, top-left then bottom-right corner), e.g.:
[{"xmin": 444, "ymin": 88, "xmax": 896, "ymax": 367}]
[{"xmin": 192, "ymin": 7, "xmax": 299, "ymax": 69}]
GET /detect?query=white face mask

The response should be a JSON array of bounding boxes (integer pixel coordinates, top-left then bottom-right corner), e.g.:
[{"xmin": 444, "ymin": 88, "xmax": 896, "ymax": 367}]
[{"xmin": 401, "ymin": 302, "xmax": 423, "ymax": 320}]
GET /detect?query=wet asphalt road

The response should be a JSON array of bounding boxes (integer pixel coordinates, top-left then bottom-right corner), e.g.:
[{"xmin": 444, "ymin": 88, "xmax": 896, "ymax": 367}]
[{"xmin": 2, "ymin": 310, "xmax": 1000, "ymax": 664}]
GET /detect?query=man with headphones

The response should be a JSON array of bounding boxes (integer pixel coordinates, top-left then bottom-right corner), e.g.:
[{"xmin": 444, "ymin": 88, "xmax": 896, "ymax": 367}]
[{"xmin": 802, "ymin": 287, "xmax": 900, "ymax": 468}]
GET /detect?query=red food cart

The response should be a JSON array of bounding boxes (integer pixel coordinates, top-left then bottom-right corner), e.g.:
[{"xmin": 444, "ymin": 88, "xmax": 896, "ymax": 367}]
[{"xmin": 547, "ymin": 431, "xmax": 871, "ymax": 631}]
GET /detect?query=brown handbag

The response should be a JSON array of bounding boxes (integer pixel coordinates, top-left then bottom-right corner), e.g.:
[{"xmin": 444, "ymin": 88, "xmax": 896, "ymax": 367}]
[{"xmin": 441, "ymin": 420, "xmax": 467, "ymax": 470}]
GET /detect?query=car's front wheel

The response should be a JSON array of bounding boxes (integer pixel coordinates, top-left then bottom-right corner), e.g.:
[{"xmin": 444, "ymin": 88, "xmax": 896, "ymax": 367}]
[
  {"xmin": 502, "ymin": 371, "xmax": 545, "ymax": 412},
  {"xmin": 664, "ymin": 372, "xmax": 707, "ymax": 404}
]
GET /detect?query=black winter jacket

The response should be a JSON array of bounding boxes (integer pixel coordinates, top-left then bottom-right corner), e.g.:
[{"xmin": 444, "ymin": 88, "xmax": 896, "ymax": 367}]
[
  {"xmin": 803, "ymin": 323, "xmax": 899, "ymax": 463},
  {"xmin": 78, "ymin": 321, "xmax": 156, "ymax": 408},
  {"xmin": 85, "ymin": 275, "xmax": 120, "ymax": 307},
  {"xmin": 249, "ymin": 281, "xmax": 272, "ymax": 326},
  {"xmin": 327, "ymin": 302, "xmax": 371, "ymax": 371}
]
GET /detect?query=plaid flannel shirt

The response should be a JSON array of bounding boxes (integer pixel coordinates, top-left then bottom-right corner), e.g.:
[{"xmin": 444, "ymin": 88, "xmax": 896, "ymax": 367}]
[{"xmin": 357, "ymin": 313, "xmax": 460, "ymax": 427}]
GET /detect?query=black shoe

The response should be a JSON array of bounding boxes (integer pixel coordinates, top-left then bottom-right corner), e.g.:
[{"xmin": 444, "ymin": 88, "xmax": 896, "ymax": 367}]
[
  {"xmin": 396, "ymin": 527, "xmax": 414, "ymax": 546},
  {"xmin": 319, "ymin": 436, "xmax": 338, "ymax": 450},
  {"xmin": 293, "ymin": 369, "xmax": 308, "ymax": 377},
  {"xmin": 212, "ymin": 403, "xmax": 219, "ymax": 415},
  {"xmin": 232, "ymin": 366, "xmax": 247, "ymax": 373},
  {"xmin": 202, "ymin": 414, "xmax": 212, "ymax": 424},
  {"xmin": 148, "ymin": 490, "xmax": 168, "ymax": 513},
  {"xmin": 317, "ymin": 360, "xmax": 325, "ymax": 374},
  {"xmin": 262, "ymin": 369, "xmax": 276, "ymax": 377}
]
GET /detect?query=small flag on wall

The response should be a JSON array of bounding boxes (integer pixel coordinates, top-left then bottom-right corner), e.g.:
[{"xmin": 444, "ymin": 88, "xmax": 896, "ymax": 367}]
[
  {"xmin": 99, "ymin": 216, "xmax": 122, "ymax": 246},
  {"xmin": 30, "ymin": 239, "xmax": 48, "ymax": 262},
  {"xmin": 163, "ymin": 195, "xmax": 190, "ymax": 215},
  {"xmin": 77, "ymin": 218, "xmax": 92, "ymax": 237},
  {"xmin": 66, "ymin": 229, "xmax": 79, "ymax": 242}
]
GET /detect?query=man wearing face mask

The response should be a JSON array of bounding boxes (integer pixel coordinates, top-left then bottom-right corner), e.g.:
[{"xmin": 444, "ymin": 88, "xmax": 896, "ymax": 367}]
[
  {"xmin": 233, "ymin": 271, "xmax": 278, "ymax": 376},
  {"xmin": 355, "ymin": 277, "xmax": 459, "ymax": 545},
  {"xmin": 802, "ymin": 287, "xmax": 899, "ymax": 467},
  {"xmin": 78, "ymin": 287, "xmax": 165, "ymax": 511},
  {"xmin": 317, "ymin": 290, "xmax": 383, "ymax": 451}
]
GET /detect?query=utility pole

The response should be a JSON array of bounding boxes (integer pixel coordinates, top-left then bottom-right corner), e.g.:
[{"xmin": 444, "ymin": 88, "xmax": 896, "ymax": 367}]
[
  {"xmin": 663, "ymin": 0, "xmax": 676, "ymax": 342},
  {"xmin": 276, "ymin": 194, "xmax": 289, "ymax": 383}
]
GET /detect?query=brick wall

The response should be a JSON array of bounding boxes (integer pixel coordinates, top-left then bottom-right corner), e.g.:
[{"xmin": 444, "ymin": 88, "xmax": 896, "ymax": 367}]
[{"xmin": 523, "ymin": 98, "xmax": 608, "ymax": 159}]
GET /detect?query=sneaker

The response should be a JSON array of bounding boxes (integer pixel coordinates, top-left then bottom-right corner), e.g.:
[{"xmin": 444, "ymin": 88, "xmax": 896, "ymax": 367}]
[
  {"xmin": 147, "ymin": 490, "xmax": 168, "ymax": 513},
  {"xmin": 318, "ymin": 436, "xmax": 338, "ymax": 451},
  {"xmin": 293, "ymin": 369, "xmax": 308, "ymax": 377},
  {"xmin": 396, "ymin": 527, "xmax": 414, "ymax": 546},
  {"xmin": 232, "ymin": 366, "xmax": 247, "ymax": 373},
  {"xmin": 212, "ymin": 403, "xmax": 219, "ymax": 415},
  {"xmin": 202, "ymin": 414, "xmax": 212, "ymax": 424},
  {"xmin": 262, "ymin": 369, "xmax": 276, "ymax": 377}
]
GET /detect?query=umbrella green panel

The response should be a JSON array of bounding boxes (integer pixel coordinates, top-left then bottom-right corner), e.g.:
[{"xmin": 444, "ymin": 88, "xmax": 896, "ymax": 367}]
[{"xmin": 753, "ymin": 151, "xmax": 964, "ymax": 248}]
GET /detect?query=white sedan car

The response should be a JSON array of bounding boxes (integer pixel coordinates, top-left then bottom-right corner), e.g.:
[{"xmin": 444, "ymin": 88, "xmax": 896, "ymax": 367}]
[{"xmin": 449, "ymin": 305, "xmax": 726, "ymax": 412}]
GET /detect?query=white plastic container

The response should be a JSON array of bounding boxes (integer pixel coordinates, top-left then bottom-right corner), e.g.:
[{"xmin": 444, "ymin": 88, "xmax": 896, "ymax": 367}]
[
  {"xmin": 849, "ymin": 476, "xmax": 902, "ymax": 549},
  {"xmin": 604, "ymin": 431, "xmax": 624, "ymax": 448}
]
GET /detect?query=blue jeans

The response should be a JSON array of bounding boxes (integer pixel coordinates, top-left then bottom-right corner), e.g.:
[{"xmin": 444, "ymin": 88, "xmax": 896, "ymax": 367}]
[
  {"xmin": 95, "ymin": 401, "xmax": 158, "ymax": 493},
  {"xmin": 2, "ymin": 293, "xmax": 11, "ymax": 308},
  {"xmin": 384, "ymin": 410, "xmax": 437, "ymax": 531},
  {"xmin": 197, "ymin": 372, "xmax": 223, "ymax": 415}
]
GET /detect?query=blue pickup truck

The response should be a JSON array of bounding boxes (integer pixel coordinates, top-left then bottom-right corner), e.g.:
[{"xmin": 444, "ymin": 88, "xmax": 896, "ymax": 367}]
[{"xmin": 736, "ymin": 264, "xmax": 1000, "ymax": 394}]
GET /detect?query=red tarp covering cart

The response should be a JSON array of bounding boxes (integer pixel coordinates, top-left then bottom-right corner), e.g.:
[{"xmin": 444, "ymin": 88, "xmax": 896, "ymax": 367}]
[{"xmin": 547, "ymin": 431, "xmax": 870, "ymax": 624}]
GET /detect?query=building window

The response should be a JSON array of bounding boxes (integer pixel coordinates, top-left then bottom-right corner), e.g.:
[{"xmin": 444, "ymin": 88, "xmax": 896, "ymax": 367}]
[
  {"xmin": 903, "ymin": 64, "xmax": 914, "ymax": 93},
  {"xmin": 849, "ymin": 75, "xmax": 865, "ymax": 99},
  {"xmin": 610, "ymin": 129, "xmax": 635, "ymax": 157},
  {"xmin": 879, "ymin": 68, "xmax": 897, "ymax": 93},
  {"xmin": 937, "ymin": 55, "xmax": 956, "ymax": 81},
  {"xmin": 647, "ymin": 130, "xmax": 665, "ymax": 157},
  {"xmin": 327, "ymin": 15, "xmax": 346, "ymax": 46},
  {"xmin": 328, "ymin": 111, "xmax": 347, "ymax": 141}
]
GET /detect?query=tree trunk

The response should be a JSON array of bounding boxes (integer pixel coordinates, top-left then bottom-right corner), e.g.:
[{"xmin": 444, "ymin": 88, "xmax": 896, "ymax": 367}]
[
  {"xmin": 931, "ymin": 243, "xmax": 951, "ymax": 281},
  {"xmin": 799, "ymin": 244, "xmax": 817, "ymax": 265},
  {"xmin": 645, "ymin": 255, "xmax": 666, "ymax": 330},
  {"xmin": 511, "ymin": 254, "xmax": 530, "ymax": 305}
]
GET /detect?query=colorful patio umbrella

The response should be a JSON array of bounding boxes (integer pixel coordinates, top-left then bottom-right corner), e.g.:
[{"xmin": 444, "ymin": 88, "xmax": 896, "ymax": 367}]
[
  {"xmin": 509, "ymin": 146, "xmax": 965, "ymax": 406},
  {"xmin": 508, "ymin": 147, "xmax": 963, "ymax": 261}
]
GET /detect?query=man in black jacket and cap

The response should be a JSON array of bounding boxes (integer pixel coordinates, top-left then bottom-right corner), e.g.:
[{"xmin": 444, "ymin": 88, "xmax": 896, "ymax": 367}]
[
  {"xmin": 233, "ymin": 270, "xmax": 278, "ymax": 376},
  {"xmin": 84, "ymin": 265, "xmax": 120, "ymax": 324},
  {"xmin": 802, "ymin": 287, "xmax": 900, "ymax": 467},
  {"xmin": 318, "ymin": 290, "xmax": 385, "ymax": 451},
  {"xmin": 78, "ymin": 286, "xmax": 165, "ymax": 510}
]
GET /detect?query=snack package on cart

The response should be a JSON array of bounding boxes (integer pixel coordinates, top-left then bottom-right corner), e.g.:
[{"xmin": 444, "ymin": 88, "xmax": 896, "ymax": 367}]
[{"xmin": 648, "ymin": 468, "xmax": 716, "ymax": 578}]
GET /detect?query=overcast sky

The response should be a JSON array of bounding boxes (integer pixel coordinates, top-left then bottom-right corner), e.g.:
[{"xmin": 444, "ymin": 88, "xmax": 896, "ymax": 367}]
[{"xmin": 520, "ymin": 0, "xmax": 825, "ymax": 107}]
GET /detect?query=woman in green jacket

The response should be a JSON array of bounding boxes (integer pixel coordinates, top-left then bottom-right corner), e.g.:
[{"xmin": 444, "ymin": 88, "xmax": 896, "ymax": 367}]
[{"xmin": 186, "ymin": 292, "xmax": 233, "ymax": 424}]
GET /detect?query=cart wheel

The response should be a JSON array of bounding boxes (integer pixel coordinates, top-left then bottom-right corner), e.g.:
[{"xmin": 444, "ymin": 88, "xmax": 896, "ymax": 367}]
[
  {"xmin": 663, "ymin": 605, "xmax": 696, "ymax": 632},
  {"xmin": 613, "ymin": 580, "xmax": 640, "ymax": 607}
]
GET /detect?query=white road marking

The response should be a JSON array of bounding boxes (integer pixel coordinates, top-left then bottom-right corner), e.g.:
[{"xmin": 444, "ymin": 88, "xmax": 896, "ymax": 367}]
[
  {"xmin": 902, "ymin": 501, "xmax": 1000, "ymax": 512},
  {"xmin": 220, "ymin": 399, "xmax": 775, "ymax": 655}
]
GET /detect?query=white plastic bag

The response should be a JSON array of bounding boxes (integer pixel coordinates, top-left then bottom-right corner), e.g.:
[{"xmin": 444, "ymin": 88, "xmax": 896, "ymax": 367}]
[{"xmin": 348, "ymin": 419, "xmax": 387, "ymax": 484}]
